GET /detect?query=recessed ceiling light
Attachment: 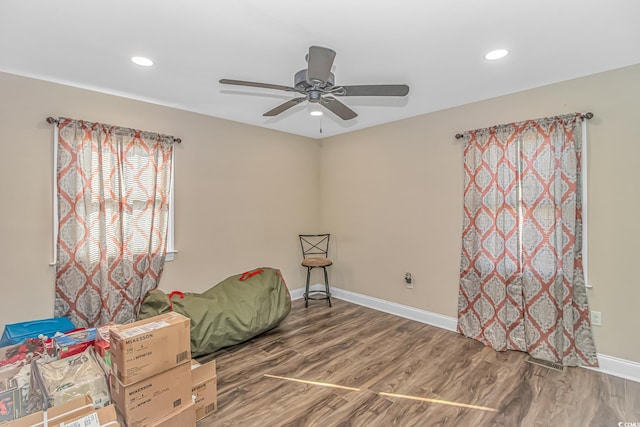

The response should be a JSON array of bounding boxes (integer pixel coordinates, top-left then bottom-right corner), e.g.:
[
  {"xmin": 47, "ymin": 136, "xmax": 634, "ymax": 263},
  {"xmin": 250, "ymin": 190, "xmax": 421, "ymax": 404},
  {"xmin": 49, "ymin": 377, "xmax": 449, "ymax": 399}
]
[
  {"xmin": 131, "ymin": 56, "xmax": 154, "ymax": 67},
  {"xmin": 484, "ymin": 49, "xmax": 509, "ymax": 60},
  {"xmin": 310, "ymin": 110, "xmax": 323, "ymax": 117}
]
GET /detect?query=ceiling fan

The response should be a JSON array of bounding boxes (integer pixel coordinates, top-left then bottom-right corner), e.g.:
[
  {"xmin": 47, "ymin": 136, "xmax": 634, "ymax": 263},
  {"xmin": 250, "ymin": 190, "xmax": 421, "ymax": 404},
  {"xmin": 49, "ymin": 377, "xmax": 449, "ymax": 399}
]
[{"xmin": 219, "ymin": 46, "xmax": 410, "ymax": 120}]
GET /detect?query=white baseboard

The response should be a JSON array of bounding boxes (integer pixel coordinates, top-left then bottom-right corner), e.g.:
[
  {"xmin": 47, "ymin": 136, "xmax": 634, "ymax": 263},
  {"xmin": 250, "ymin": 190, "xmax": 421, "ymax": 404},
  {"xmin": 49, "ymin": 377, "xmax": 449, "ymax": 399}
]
[
  {"xmin": 329, "ymin": 287, "xmax": 458, "ymax": 332},
  {"xmin": 587, "ymin": 354, "xmax": 640, "ymax": 383},
  {"xmin": 290, "ymin": 285, "xmax": 455, "ymax": 332},
  {"xmin": 289, "ymin": 285, "xmax": 640, "ymax": 383},
  {"xmin": 289, "ymin": 287, "xmax": 306, "ymax": 300}
]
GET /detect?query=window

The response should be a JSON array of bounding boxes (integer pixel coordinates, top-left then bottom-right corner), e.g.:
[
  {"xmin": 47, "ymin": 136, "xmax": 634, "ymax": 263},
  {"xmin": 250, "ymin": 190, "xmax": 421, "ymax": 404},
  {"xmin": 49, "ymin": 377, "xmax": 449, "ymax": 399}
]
[{"xmin": 51, "ymin": 127, "xmax": 176, "ymax": 265}]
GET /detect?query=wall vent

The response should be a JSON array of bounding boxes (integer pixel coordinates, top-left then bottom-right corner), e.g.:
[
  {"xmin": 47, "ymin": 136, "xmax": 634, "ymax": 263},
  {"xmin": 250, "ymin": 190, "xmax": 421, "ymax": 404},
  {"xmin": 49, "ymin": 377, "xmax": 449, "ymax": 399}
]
[{"xmin": 526, "ymin": 356, "xmax": 564, "ymax": 371}]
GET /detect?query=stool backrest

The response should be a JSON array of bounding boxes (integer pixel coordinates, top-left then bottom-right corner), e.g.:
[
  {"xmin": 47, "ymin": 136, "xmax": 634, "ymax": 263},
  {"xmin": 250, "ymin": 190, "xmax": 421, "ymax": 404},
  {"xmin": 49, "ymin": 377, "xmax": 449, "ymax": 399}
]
[{"xmin": 299, "ymin": 234, "xmax": 330, "ymax": 259}]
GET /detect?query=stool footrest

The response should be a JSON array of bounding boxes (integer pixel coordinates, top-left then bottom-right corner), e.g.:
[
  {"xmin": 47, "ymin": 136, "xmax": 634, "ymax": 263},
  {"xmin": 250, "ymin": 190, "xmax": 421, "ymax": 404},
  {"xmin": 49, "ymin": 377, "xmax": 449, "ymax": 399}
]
[{"xmin": 305, "ymin": 290, "xmax": 331, "ymax": 301}]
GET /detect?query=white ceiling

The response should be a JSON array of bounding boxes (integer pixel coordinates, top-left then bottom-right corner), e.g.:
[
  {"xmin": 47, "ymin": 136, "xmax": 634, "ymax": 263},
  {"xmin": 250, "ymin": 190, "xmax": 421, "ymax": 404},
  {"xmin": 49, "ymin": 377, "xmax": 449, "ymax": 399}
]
[{"xmin": 1, "ymin": 1, "xmax": 639, "ymax": 139}]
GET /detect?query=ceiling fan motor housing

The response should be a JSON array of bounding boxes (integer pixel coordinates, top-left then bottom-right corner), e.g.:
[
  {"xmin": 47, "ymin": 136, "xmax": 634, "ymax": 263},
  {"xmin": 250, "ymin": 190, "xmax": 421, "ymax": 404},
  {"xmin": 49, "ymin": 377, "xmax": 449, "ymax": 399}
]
[{"xmin": 295, "ymin": 69, "xmax": 335, "ymax": 92}]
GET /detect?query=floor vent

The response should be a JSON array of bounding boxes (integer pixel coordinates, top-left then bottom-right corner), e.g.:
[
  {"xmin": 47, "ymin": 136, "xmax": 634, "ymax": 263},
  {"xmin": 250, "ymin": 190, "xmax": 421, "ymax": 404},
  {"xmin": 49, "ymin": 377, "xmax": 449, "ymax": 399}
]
[{"xmin": 526, "ymin": 356, "xmax": 564, "ymax": 371}]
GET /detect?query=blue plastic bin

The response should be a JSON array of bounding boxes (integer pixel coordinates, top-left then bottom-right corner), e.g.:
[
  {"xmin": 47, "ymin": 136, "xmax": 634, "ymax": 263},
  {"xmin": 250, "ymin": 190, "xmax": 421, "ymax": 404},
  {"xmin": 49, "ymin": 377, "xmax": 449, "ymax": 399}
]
[{"xmin": 0, "ymin": 317, "xmax": 75, "ymax": 347}]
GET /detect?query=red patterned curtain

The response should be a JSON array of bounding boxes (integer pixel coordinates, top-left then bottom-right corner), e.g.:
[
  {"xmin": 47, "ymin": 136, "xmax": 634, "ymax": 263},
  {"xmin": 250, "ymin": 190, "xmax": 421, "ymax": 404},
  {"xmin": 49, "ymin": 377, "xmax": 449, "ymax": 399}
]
[
  {"xmin": 54, "ymin": 118, "xmax": 175, "ymax": 327},
  {"xmin": 457, "ymin": 113, "xmax": 598, "ymax": 367}
]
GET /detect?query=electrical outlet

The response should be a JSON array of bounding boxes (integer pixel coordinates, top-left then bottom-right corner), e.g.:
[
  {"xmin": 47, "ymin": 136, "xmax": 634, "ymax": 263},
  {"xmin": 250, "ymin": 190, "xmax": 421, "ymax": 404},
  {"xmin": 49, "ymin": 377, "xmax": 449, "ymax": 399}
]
[
  {"xmin": 404, "ymin": 272, "xmax": 414, "ymax": 289},
  {"xmin": 590, "ymin": 310, "xmax": 602, "ymax": 326}
]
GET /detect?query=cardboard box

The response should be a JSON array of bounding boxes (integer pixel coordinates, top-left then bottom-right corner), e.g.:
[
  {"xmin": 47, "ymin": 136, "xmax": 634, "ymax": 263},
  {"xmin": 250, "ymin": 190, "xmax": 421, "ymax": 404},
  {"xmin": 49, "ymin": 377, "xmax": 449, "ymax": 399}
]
[
  {"xmin": 190, "ymin": 360, "xmax": 217, "ymax": 420},
  {"xmin": 5, "ymin": 396, "xmax": 93, "ymax": 427},
  {"xmin": 154, "ymin": 402, "xmax": 196, "ymax": 427},
  {"xmin": 110, "ymin": 312, "xmax": 190, "ymax": 385},
  {"xmin": 109, "ymin": 362, "xmax": 191, "ymax": 427},
  {"xmin": 5, "ymin": 395, "xmax": 121, "ymax": 427},
  {"xmin": 66, "ymin": 405, "xmax": 120, "ymax": 427}
]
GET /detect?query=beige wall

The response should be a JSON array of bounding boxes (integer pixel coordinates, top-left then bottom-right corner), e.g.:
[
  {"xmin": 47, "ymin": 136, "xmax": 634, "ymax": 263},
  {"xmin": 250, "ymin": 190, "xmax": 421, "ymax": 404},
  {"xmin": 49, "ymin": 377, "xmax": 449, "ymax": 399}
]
[
  {"xmin": 320, "ymin": 64, "xmax": 640, "ymax": 363},
  {"xmin": 1, "ymin": 64, "xmax": 639, "ymax": 363},
  {"xmin": 0, "ymin": 72, "xmax": 320, "ymax": 328}
]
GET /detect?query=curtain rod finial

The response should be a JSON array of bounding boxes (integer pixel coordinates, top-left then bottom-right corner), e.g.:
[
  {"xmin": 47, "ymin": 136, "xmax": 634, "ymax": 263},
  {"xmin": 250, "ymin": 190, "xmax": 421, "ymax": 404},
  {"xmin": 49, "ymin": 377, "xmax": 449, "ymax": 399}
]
[
  {"xmin": 455, "ymin": 133, "xmax": 464, "ymax": 140},
  {"xmin": 46, "ymin": 116, "xmax": 57, "ymax": 124}
]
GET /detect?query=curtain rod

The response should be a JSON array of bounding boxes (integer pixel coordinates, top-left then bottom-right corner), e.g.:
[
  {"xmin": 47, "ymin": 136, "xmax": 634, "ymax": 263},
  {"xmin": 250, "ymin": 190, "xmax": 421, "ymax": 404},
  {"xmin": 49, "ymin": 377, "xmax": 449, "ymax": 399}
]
[
  {"xmin": 454, "ymin": 112, "xmax": 594, "ymax": 140},
  {"xmin": 46, "ymin": 117, "xmax": 182, "ymax": 144}
]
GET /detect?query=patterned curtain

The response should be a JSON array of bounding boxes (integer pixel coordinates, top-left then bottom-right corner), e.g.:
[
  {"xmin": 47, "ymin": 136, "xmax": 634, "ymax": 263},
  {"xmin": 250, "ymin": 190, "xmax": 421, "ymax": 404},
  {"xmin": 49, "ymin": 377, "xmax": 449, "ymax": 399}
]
[
  {"xmin": 458, "ymin": 113, "xmax": 598, "ymax": 367},
  {"xmin": 54, "ymin": 118, "xmax": 175, "ymax": 327}
]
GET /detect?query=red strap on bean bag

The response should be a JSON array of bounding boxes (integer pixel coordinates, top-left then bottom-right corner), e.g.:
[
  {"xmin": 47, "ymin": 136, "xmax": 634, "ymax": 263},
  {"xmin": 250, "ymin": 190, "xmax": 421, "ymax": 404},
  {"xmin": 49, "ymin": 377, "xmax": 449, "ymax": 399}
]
[
  {"xmin": 239, "ymin": 269, "xmax": 264, "ymax": 281},
  {"xmin": 168, "ymin": 291, "xmax": 184, "ymax": 311}
]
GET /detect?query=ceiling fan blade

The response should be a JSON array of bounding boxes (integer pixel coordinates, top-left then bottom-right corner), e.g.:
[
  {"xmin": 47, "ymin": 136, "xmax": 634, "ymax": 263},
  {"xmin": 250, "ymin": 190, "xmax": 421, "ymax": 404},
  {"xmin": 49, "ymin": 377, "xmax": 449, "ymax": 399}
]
[
  {"xmin": 306, "ymin": 46, "xmax": 336, "ymax": 86},
  {"xmin": 320, "ymin": 96, "xmax": 357, "ymax": 120},
  {"xmin": 339, "ymin": 84, "xmax": 410, "ymax": 97},
  {"xmin": 263, "ymin": 98, "xmax": 306, "ymax": 116},
  {"xmin": 219, "ymin": 79, "xmax": 295, "ymax": 92}
]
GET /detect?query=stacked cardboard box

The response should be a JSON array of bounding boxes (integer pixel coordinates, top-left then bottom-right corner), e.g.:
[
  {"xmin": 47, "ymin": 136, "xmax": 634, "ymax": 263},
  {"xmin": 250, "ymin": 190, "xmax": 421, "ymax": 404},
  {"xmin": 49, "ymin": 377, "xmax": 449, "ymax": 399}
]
[
  {"xmin": 154, "ymin": 402, "xmax": 197, "ymax": 427},
  {"xmin": 4, "ymin": 395, "xmax": 120, "ymax": 427},
  {"xmin": 108, "ymin": 312, "xmax": 195, "ymax": 427},
  {"xmin": 190, "ymin": 360, "xmax": 217, "ymax": 421},
  {"xmin": 1, "ymin": 310, "xmax": 219, "ymax": 426}
]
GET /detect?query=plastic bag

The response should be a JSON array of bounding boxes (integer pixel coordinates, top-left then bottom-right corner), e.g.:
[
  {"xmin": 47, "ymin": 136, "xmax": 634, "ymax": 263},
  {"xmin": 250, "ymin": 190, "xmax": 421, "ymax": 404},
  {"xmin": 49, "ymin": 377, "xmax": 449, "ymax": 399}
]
[{"xmin": 30, "ymin": 347, "xmax": 110, "ymax": 411}]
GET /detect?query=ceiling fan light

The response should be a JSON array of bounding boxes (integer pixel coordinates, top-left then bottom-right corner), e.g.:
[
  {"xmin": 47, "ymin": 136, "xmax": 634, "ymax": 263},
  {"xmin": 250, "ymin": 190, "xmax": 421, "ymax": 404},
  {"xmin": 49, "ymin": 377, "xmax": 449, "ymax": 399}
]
[
  {"xmin": 131, "ymin": 56, "xmax": 154, "ymax": 67},
  {"xmin": 484, "ymin": 49, "xmax": 509, "ymax": 60},
  {"xmin": 310, "ymin": 110, "xmax": 323, "ymax": 117}
]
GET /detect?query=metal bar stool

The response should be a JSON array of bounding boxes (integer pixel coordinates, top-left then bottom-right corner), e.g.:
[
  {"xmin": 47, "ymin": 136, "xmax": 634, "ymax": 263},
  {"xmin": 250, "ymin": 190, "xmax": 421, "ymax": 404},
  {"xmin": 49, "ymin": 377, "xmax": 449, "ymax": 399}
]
[{"xmin": 299, "ymin": 234, "xmax": 332, "ymax": 307}]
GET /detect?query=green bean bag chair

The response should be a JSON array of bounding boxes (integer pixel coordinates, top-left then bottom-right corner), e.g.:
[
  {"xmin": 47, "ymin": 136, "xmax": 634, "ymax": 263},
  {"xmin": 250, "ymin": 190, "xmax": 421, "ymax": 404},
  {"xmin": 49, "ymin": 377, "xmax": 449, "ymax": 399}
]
[{"xmin": 138, "ymin": 267, "xmax": 291, "ymax": 357}]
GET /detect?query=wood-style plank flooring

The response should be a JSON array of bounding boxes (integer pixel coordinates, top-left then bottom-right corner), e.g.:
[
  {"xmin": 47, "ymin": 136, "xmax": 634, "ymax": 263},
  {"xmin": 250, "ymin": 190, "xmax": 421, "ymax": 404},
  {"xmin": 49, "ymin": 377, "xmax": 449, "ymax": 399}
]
[{"xmin": 197, "ymin": 299, "xmax": 640, "ymax": 426}]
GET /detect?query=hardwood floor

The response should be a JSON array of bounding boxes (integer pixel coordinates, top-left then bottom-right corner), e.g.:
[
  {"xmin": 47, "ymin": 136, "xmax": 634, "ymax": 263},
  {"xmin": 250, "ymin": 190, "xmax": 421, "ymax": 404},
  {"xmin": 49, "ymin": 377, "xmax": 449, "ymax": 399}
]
[{"xmin": 198, "ymin": 299, "xmax": 640, "ymax": 427}]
